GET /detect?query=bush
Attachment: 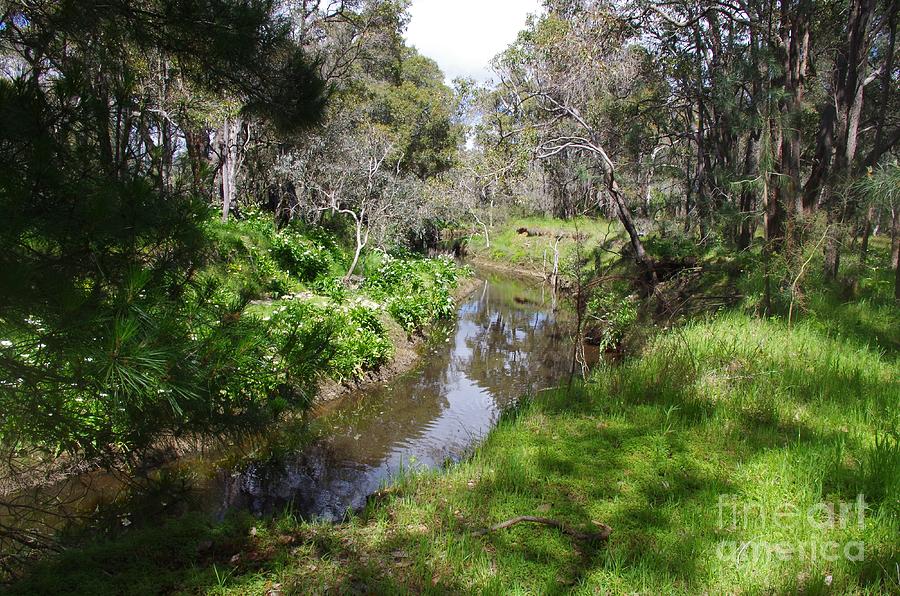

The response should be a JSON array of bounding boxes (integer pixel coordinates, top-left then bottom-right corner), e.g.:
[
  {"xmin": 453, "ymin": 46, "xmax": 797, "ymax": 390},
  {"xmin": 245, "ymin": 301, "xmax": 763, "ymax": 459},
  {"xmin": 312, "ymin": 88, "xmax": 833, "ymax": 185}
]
[
  {"xmin": 270, "ymin": 232, "xmax": 333, "ymax": 282},
  {"xmin": 645, "ymin": 232, "xmax": 698, "ymax": 261},
  {"xmin": 269, "ymin": 301, "xmax": 392, "ymax": 382},
  {"xmin": 363, "ymin": 253, "xmax": 461, "ymax": 331},
  {"xmin": 0, "ymin": 268, "xmax": 332, "ymax": 460},
  {"xmin": 331, "ymin": 305, "xmax": 393, "ymax": 379},
  {"xmin": 207, "ymin": 212, "xmax": 343, "ymax": 293},
  {"xmin": 586, "ymin": 290, "xmax": 638, "ymax": 351},
  {"xmin": 311, "ymin": 275, "xmax": 347, "ymax": 302}
]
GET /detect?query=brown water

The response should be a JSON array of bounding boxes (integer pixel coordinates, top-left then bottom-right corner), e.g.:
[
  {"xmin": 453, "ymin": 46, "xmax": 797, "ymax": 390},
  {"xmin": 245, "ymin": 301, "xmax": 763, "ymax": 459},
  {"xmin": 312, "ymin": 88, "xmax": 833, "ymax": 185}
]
[
  {"xmin": 1, "ymin": 269, "xmax": 576, "ymax": 550},
  {"xmin": 203, "ymin": 269, "xmax": 574, "ymax": 521}
]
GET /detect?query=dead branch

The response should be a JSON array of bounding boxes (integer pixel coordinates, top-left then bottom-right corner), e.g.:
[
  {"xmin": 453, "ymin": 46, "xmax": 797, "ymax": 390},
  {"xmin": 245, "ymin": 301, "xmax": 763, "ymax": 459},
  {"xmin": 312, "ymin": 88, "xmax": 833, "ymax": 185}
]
[{"xmin": 473, "ymin": 516, "xmax": 612, "ymax": 543}]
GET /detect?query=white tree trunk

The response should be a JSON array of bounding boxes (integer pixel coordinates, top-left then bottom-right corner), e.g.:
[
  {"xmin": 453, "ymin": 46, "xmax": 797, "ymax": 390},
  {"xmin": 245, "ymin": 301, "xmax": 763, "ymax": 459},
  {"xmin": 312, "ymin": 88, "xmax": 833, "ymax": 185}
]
[
  {"xmin": 220, "ymin": 117, "xmax": 241, "ymax": 222},
  {"xmin": 345, "ymin": 218, "xmax": 368, "ymax": 280},
  {"xmin": 549, "ymin": 235, "xmax": 561, "ymax": 290}
]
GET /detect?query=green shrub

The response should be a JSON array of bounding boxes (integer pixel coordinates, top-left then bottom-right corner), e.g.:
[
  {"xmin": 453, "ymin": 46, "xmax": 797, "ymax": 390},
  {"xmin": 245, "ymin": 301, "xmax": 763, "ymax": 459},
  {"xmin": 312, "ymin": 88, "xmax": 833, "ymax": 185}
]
[
  {"xmin": 586, "ymin": 290, "xmax": 638, "ymax": 351},
  {"xmin": 269, "ymin": 301, "xmax": 392, "ymax": 382},
  {"xmin": 270, "ymin": 232, "xmax": 333, "ymax": 282},
  {"xmin": 331, "ymin": 305, "xmax": 393, "ymax": 379},
  {"xmin": 311, "ymin": 275, "xmax": 347, "ymax": 302},
  {"xmin": 207, "ymin": 213, "xmax": 343, "ymax": 293},
  {"xmin": 645, "ymin": 233, "xmax": 698, "ymax": 261},
  {"xmin": 0, "ymin": 266, "xmax": 333, "ymax": 460},
  {"xmin": 363, "ymin": 253, "xmax": 461, "ymax": 331}
]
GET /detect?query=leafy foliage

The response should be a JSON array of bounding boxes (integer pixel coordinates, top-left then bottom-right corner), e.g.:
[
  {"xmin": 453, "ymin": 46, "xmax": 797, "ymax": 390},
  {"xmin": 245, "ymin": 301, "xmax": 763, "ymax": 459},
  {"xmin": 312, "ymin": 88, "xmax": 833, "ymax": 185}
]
[
  {"xmin": 586, "ymin": 291, "xmax": 638, "ymax": 351},
  {"xmin": 368, "ymin": 48, "xmax": 464, "ymax": 179},
  {"xmin": 205, "ymin": 213, "xmax": 344, "ymax": 299},
  {"xmin": 0, "ymin": 0, "xmax": 326, "ymax": 460},
  {"xmin": 0, "ymin": 270, "xmax": 333, "ymax": 458},
  {"xmin": 645, "ymin": 233, "xmax": 702, "ymax": 262},
  {"xmin": 269, "ymin": 301, "xmax": 392, "ymax": 382},
  {"xmin": 270, "ymin": 222, "xmax": 344, "ymax": 283},
  {"xmin": 364, "ymin": 253, "xmax": 462, "ymax": 332}
]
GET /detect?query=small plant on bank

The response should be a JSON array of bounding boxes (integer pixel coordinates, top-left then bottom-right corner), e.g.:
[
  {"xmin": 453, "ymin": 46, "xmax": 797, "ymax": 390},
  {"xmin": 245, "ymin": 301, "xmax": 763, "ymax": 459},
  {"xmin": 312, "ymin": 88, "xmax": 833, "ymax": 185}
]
[
  {"xmin": 586, "ymin": 290, "xmax": 638, "ymax": 352},
  {"xmin": 311, "ymin": 275, "xmax": 348, "ymax": 302}
]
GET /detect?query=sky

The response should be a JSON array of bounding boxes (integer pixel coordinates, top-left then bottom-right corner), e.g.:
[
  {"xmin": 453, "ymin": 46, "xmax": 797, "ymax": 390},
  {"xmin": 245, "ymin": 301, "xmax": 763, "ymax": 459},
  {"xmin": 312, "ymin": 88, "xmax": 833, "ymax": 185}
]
[{"xmin": 405, "ymin": 0, "xmax": 544, "ymax": 84}]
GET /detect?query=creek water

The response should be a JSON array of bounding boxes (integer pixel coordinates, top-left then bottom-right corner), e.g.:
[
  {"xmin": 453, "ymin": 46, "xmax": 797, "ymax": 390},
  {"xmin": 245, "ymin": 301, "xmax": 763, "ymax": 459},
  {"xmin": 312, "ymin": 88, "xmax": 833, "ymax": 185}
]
[
  {"xmin": 1, "ymin": 268, "xmax": 580, "ymax": 547},
  {"xmin": 202, "ymin": 268, "xmax": 575, "ymax": 521}
]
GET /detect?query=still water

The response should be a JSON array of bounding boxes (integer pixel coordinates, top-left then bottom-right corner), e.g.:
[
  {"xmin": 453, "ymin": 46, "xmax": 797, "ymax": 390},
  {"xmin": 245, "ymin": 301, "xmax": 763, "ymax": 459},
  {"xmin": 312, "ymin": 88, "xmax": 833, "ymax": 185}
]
[
  {"xmin": 1, "ymin": 268, "xmax": 578, "ymax": 556},
  {"xmin": 206, "ymin": 269, "xmax": 573, "ymax": 521}
]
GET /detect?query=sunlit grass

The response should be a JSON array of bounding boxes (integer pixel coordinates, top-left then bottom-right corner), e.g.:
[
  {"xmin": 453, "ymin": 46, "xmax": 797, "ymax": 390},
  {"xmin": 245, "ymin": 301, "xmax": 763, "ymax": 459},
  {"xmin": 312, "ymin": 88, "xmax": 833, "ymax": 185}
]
[
  {"xmin": 467, "ymin": 215, "xmax": 625, "ymax": 274},
  {"xmin": 11, "ymin": 305, "xmax": 897, "ymax": 594}
]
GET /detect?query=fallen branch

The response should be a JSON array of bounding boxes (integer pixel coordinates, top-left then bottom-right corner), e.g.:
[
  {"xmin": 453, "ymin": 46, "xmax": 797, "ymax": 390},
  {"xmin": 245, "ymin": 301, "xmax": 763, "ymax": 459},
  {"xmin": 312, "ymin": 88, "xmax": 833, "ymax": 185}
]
[{"xmin": 473, "ymin": 516, "xmax": 612, "ymax": 543}]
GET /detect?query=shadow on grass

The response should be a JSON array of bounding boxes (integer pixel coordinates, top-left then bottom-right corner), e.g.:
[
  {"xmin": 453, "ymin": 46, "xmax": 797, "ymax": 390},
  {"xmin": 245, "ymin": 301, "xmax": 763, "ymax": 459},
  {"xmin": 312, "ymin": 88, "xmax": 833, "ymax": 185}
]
[
  {"xmin": 6, "ymin": 312, "xmax": 898, "ymax": 594},
  {"xmin": 4, "ymin": 513, "xmax": 253, "ymax": 595}
]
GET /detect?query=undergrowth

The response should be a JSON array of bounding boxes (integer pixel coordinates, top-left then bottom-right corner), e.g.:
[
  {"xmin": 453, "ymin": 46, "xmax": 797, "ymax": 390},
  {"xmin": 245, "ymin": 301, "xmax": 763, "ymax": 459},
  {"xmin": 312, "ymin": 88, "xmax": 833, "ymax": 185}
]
[{"xmin": 7, "ymin": 223, "xmax": 896, "ymax": 595}]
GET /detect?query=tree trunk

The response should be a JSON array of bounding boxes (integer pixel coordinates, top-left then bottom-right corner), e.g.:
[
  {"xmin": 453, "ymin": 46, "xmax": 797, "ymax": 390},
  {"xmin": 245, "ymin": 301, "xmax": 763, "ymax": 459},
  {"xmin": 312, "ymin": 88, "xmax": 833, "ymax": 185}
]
[
  {"xmin": 770, "ymin": 0, "xmax": 810, "ymax": 223},
  {"xmin": 221, "ymin": 117, "xmax": 234, "ymax": 222},
  {"xmin": 895, "ymin": 253, "xmax": 900, "ymax": 300},
  {"xmin": 764, "ymin": 173, "xmax": 787, "ymax": 247},
  {"xmin": 472, "ymin": 210, "xmax": 490, "ymax": 248},
  {"xmin": 891, "ymin": 206, "xmax": 900, "ymax": 270},
  {"xmin": 345, "ymin": 220, "xmax": 367, "ymax": 280},
  {"xmin": 737, "ymin": 128, "xmax": 762, "ymax": 250},
  {"xmin": 818, "ymin": 0, "xmax": 875, "ymax": 278},
  {"xmin": 859, "ymin": 204, "xmax": 876, "ymax": 262},
  {"xmin": 549, "ymin": 236, "xmax": 560, "ymax": 290},
  {"xmin": 219, "ymin": 117, "xmax": 246, "ymax": 222},
  {"xmin": 683, "ymin": 184, "xmax": 692, "ymax": 234},
  {"xmin": 803, "ymin": 104, "xmax": 836, "ymax": 211},
  {"xmin": 184, "ymin": 127, "xmax": 210, "ymax": 198},
  {"xmin": 824, "ymin": 220, "xmax": 841, "ymax": 281},
  {"xmin": 608, "ymin": 178, "xmax": 651, "ymax": 273},
  {"xmin": 638, "ymin": 149, "xmax": 658, "ymax": 218}
]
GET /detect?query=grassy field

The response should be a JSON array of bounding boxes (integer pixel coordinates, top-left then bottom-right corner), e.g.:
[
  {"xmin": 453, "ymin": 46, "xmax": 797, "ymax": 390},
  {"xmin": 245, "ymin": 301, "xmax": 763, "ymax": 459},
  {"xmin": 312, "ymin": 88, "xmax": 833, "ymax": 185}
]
[
  {"xmin": 8, "ymin": 224, "xmax": 899, "ymax": 594},
  {"xmin": 10, "ymin": 268, "xmax": 898, "ymax": 594},
  {"xmin": 466, "ymin": 215, "xmax": 626, "ymax": 275}
]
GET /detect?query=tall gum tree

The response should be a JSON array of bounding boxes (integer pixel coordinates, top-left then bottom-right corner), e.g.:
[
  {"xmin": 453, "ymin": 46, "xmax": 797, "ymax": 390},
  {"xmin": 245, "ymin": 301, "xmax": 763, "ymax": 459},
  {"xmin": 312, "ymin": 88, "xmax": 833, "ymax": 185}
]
[{"xmin": 492, "ymin": 6, "xmax": 656, "ymax": 275}]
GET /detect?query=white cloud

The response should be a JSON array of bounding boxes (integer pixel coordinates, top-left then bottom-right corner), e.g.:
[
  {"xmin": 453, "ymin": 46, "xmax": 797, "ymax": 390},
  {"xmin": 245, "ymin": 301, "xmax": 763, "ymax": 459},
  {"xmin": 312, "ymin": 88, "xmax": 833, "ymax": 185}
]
[{"xmin": 406, "ymin": 0, "xmax": 543, "ymax": 84}]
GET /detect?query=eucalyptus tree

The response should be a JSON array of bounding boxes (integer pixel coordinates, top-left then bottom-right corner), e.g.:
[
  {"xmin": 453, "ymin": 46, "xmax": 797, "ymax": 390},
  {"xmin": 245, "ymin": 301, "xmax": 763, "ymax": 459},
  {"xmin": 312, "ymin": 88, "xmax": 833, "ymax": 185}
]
[
  {"xmin": 265, "ymin": 14, "xmax": 464, "ymax": 250},
  {"xmin": 807, "ymin": 0, "xmax": 898, "ymax": 278},
  {"xmin": 314, "ymin": 125, "xmax": 409, "ymax": 278},
  {"xmin": 212, "ymin": 0, "xmax": 407, "ymax": 221},
  {"xmin": 638, "ymin": 0, "xmax": 898, "ymax": 276},
  {"xmin": 635, "ymin": 0, "xmax": 769, "ymax": 247},
  {"xmin": 852, "ymin": 163, "xmax": 900, "ymax": 297},
  {"xmin": 492, "ymin": 3, "xmax": 657, "ymax": 275},
  {"xmin": 421, "ymin": 150, "xmax": 518, "ymax": 249}
]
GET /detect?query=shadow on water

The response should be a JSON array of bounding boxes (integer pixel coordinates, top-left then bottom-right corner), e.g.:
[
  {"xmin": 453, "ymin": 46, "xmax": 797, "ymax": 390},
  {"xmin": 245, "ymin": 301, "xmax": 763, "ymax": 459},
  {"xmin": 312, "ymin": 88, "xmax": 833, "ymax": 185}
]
[
  {"xmin": 1, "ymin": 268, "xmax": 580, "ymax": 548},
  {"xmin": 205, "ymin": 269, "xmax": 576, "ymax": 521}
]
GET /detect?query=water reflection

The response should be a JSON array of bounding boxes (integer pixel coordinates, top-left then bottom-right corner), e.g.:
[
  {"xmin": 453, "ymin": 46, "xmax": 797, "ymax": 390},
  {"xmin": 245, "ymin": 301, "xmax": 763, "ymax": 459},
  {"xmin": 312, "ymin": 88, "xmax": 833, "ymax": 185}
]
[{"xmin": 213, "ymin": 271, "xmax": 574, "ymax": 521}]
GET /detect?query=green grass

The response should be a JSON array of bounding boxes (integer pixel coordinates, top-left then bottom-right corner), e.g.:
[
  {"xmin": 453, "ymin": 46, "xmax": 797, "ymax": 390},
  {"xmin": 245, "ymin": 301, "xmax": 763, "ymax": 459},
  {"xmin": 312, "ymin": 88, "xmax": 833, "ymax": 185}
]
[
  {"xmin": 803, "ymin": 236, "xmax": 900, "ymax": 355},
  {"xmin": 11, "ymin": 300, "xmax": 897, "ymax": 594},
  {"xmin": 735, "ymin": 234, "xmax": 900, "ymax": 357},
  {"xmin": 8, "ymin": 224, "xmax": 898, "ymax": 594},
  {"xmin": 467, "ymin": 215, "xmax": 625, "ymax": 274}
]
